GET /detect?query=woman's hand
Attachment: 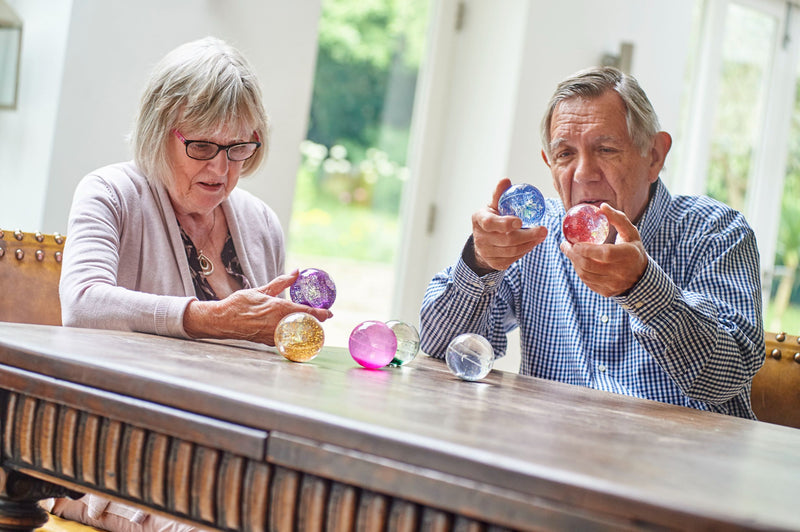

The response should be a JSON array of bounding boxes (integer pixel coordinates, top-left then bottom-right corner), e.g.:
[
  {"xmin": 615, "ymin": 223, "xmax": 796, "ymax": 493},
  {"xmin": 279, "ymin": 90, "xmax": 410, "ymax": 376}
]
[{"xmin": 183, "ymin": 270, "xmax": 333, "ymax": 345}]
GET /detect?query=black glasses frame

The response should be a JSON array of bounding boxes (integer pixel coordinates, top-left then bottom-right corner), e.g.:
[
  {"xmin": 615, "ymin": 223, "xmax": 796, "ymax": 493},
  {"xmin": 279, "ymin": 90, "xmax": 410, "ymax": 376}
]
[{"xmin": 173, "ymin": 129, "xmax": 262, "ymax": 161}]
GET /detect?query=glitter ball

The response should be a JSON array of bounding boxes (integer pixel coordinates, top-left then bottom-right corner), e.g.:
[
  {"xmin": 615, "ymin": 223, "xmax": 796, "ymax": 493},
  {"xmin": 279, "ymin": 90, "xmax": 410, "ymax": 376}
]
[
  {"xmin": 562, "ymin": 204, "xmax": 610, "ymax": 244},
  {"xmin": 290, "ymin": 268, "xmax": 337, "ymax": 309},
  {"xmin": 497, "ymin": 183, "xmax": 545, "ymax": 227},
  {"xmin": 274, "ymin": 312, "xmax": 325, "ymax": 362},
  {"xmin": 349, "ymin": 320, "xmax": 398, "ymax": 369},
  {"xmin": 445, "ymin": 333, "xmax": 494, "ymax": 381},
  {"xmin": 385, "ymin": 320, "xmax": 420, "ymax": 366}
]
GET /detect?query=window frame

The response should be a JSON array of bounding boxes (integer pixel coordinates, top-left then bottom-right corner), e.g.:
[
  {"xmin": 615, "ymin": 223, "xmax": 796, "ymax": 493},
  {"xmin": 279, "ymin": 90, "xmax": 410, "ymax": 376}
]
[{"xmin": 671, "ymin": 0, "xmax": 800, "ymax": 301}]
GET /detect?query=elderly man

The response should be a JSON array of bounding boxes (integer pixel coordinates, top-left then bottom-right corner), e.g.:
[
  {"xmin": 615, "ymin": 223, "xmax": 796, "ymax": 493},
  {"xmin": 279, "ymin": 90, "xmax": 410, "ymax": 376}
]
[{"xmin": 419, "ymin": 66, "xmax": 763, "ymax": 418}]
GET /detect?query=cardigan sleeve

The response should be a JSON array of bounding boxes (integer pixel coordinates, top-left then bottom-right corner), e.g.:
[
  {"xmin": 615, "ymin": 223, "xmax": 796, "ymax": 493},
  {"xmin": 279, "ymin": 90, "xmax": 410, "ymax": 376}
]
[{"xmin": 60, "ymin": 169, "xmax": 193, "ymax": 338}]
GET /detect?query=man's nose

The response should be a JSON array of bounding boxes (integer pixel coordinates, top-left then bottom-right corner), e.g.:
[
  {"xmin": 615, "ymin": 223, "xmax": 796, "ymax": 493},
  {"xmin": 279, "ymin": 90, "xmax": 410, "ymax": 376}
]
[{"xmin": 573, "ymin": 154, "xmax": 600, "ymax": 183}]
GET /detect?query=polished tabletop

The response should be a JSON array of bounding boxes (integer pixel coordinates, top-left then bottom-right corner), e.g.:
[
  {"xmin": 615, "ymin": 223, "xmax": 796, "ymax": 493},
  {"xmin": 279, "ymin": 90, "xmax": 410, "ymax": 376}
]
[{"xmin": 1, "ymin": 321, "xmax": 798, "ymax": 530}]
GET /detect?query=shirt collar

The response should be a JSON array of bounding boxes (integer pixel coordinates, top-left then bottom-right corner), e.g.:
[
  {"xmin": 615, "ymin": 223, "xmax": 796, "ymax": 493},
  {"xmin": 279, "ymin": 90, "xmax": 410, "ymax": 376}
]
[{"xmin": 636, "ymin": 178, "xmax": 670, "ymax": 249}]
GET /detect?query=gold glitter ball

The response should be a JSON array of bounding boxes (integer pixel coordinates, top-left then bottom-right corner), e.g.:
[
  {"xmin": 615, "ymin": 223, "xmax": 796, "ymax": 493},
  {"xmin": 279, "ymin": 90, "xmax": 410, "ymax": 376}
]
[{"xmin": 275, "ymin": 312, "xmax": 325, "ymax": 362}]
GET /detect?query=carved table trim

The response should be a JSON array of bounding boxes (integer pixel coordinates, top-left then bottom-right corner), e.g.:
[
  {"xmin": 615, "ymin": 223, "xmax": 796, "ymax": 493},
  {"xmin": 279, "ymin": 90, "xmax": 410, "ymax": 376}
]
[{"xmin": 1, "ymin": 323, "xmax": 799, "ymax": 531}]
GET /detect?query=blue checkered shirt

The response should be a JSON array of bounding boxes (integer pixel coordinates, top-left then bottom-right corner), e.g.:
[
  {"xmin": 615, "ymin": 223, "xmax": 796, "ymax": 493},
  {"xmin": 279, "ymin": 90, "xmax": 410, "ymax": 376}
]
[{"xmin": 420, "ymin": 180, "xmax": 763, "ymax": 418}]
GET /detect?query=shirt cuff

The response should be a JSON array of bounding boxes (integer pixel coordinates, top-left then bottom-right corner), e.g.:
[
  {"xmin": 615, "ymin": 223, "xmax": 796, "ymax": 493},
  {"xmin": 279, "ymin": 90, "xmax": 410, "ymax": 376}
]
[
  {"xmin": 461, "ymin": 235, "xmax": 498, "ymax": 277},
  {"xmin": 453, "ymin": 254, "xmax": 505, "ymax": 299},
  {"xmin": 613, "ymin": 257, "xmax": 678, "ymax": 323}
]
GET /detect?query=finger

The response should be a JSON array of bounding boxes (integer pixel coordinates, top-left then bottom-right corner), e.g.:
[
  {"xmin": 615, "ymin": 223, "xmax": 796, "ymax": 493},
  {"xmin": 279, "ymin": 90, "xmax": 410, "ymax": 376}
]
[
  {"xmin": 261, "ymin": 270, "xmax": 300, "ymax": 297},
  {"xmin": 478, "ymin": 226, "xmax": 547, "ymax": 270},
  {"xmin": 474, "ymin": 207, "xmax": 522, "ymax": 233},
  {"xmin": 305, "ymin": 307, "xmax": 333, "ymax": 322},
  {"xmin": 561, "ymin": 239, "xmax": 602, "ymax": 273},
  {"xmin": 281, "ymin": 300, "xmax": 334, "ymax": 322},
  {"xmin": 599, "ymin": 203, "xmax": 640, "ymax": 243},
  {"xmin": 489, "ymin": 178, "xmax": 512, "ymax": 211}
]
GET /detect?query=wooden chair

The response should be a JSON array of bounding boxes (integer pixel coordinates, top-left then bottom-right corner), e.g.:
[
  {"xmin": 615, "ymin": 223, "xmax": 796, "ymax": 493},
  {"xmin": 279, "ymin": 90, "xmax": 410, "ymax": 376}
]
[
  {"xmin": 751, "ymin": 331, "xmax": 800, "ymax": 429},
  {"xmin": 0, "ymin": 229, "xmax": 96, "ymax": 532},
  {"xmin": 0, "ymin": 229, "xmax": 65, "ymax": 326}
]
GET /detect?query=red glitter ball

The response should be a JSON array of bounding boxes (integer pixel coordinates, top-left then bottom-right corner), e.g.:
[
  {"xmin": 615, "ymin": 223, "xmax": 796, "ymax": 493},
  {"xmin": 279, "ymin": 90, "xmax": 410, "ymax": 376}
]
[{"xmin": 562, "ymin": 204, "xmax": 610, "ymax": 244}]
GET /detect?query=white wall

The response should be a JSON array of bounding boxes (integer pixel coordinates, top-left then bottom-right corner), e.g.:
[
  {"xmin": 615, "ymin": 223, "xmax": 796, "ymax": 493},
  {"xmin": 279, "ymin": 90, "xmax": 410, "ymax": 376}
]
[
  {"xmin": 0, "ymin": 0, "xmax": 72, "ymax": 232},
  {"xmin": 2, "ymin": 0, "xmax": 698, "ymax": 365},
  {"xmin": 506, "ymin": 0, "xmax": 696, "ymax": 193},
  {"xmin": 0, "ymin": 0, "xmax": 321, "ymax": 233},
  {"xmin": 395, "ymin": 0, "xmax": 697, "ymax": 369}
]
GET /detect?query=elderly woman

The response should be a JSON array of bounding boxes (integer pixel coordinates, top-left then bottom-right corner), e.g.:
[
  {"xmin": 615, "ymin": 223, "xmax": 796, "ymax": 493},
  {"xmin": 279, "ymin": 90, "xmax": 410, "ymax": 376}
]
[
  {"xmin": 60, "ymin": 36, "xmax": 331, "ymax": 344},
  {"xmin": 52, "ymin": 37, "xmax": 332, "ymax": 531}
]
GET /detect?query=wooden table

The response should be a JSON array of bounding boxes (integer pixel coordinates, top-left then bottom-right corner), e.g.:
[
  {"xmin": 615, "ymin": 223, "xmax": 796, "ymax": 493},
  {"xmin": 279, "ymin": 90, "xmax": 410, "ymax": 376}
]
[{"xmin": 0, "ymin": 322, "xmax": 798, "ymax": 531}]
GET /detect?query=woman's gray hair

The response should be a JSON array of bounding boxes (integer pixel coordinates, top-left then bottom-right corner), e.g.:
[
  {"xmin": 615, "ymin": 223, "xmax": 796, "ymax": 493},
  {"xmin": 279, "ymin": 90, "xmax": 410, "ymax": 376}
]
[
  {"xmin": 132, "ymin": 36, "xmax": 270, "ymax": 184},
  {"xmin": 540, "ymin": 66, "xmax": 660, "ymax": 158}
]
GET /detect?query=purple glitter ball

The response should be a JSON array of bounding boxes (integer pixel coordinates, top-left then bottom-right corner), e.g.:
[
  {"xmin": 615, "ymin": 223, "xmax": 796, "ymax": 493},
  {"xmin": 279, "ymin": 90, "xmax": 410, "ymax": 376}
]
[{"xmin": 290, "ymin": 268, "xmax": 336, "ymax": 309}]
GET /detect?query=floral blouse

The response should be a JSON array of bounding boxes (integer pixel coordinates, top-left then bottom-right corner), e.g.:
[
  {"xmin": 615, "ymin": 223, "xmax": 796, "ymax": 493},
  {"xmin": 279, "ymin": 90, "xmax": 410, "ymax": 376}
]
[{"xmin": 179, "ymin": 227, "xmax": 251, "ymax": 300}]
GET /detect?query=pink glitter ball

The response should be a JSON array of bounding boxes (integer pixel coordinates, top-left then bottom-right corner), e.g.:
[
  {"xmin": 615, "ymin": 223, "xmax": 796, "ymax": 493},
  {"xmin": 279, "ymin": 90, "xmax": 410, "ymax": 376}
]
[
  {"xmin": 348, "ymin": 320, "xmax": 398, "ymax": 369},
  {"xmin": 562, "ymin": 204, "xmax": 610, "ymax": 244}
]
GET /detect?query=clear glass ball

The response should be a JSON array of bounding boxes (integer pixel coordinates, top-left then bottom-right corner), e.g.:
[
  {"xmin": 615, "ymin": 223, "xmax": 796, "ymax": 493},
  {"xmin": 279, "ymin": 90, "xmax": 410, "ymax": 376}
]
[
  {"xmin": 385, "ymin": 320, "xmax": 420, "ymax": 366},
  {"xmin": 445, "ymin": 333, "xmax": 494, "ymax": 381}
]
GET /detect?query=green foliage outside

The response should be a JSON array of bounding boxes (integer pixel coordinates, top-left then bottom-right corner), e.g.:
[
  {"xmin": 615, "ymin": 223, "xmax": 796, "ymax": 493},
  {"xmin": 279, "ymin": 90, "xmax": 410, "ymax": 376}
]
[
  {"xmin": 306, "ymin": 0, "xmax": 428, "ymax": 164},
  {"xmin": 767, "ymin": 79, "xmax": 800, "ymax": 333},
  {"xmin": 705, "ymin": 62, "xmax": 760, "ymax": 212},
  {"xmin": 289, "ymin": 141, "xmax": 406, "ymax": 262},
  {"xmin": 288, "ymin": 0, "xmax": 429, "ymax": 264},
  {"xmin": 704, "ymin": 6, "xmax": 800, "ymax": 333}
]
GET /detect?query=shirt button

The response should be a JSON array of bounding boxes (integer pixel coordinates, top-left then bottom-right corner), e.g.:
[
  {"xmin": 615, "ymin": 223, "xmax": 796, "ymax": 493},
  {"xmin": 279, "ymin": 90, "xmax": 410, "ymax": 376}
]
[
  {"xmin": 600, "ymin": 314, "xmax": 609, "ymax": 323},
  {"xmin": 598, "ymin": 364, "xmax": 607, "ymax": 372}
]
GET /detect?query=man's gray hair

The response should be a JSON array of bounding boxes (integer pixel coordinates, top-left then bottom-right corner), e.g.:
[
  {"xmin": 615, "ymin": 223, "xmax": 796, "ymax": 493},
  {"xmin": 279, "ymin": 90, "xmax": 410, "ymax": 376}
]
[
  {"xmin": 132, "ymin": 36, "xmax": 270, "ymax": 184},
  {"xmin": 540, "ymin": 66, "xmax": 660, "ymax": 158}
]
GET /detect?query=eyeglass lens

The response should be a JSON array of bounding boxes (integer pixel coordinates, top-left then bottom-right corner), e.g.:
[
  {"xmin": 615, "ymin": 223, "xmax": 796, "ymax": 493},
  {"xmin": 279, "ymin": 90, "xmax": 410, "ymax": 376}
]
[{"xmin": 187, "ymin": 141, "xmax": 258, "ymax": 161}]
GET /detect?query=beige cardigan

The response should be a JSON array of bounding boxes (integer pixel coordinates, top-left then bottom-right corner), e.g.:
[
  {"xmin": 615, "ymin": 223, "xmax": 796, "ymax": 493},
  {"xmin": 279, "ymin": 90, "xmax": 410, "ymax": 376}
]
[{"xmin": 60, "ymin": 161, "xmax": 285, "ymax": 337}]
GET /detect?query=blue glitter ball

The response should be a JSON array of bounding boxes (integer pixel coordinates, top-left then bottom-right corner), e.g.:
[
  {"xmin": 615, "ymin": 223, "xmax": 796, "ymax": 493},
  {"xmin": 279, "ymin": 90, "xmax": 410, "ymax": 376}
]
[
  {"xmin": 445, "ymin": 333, "xmax": 494, "ymax": 381},
  {"xmin": 497, "ymin": 183, "xmax": 545, "ymax": 227}
]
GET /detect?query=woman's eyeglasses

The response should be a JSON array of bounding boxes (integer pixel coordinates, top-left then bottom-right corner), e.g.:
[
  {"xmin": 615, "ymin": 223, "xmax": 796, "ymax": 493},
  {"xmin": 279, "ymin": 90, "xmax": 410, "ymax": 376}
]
[{"xmin": 173, "ymin": 130, "xmax": 261, "ymax": 161}]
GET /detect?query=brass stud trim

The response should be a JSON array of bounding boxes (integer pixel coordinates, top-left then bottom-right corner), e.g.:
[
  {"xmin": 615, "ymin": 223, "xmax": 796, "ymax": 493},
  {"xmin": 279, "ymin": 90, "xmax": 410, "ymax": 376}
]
[
  {"xmin": 795, "ymin": 352, "xmax": 800, "ymax": 364},
  {"xmin": 15, "ymin": 249, "xmax": 24, "ymax": 260},
  {"xmin": 776, "ymin": 332, "xmax": 786, "ymax": 342},
  {"xmin": 35, "ymin": 249, "xmax": 44, "ymax": 261},
  {"xmin": 0, "ymin": 247, "xmax": 4, "ymax": 258},
  {"xmin": 0, "ymin": 229, "xmax": 4, "ymax": 239},
  {"xmin": 35, "ymin": 232, "xmax": 44, "ymax": 242},
  {"xmin": 770, "ymin": 348, "xmax": 782, "ymax": 360},
  {"xmin": 55, "ymin": 251, "xmax": 63, "ymax": 263},
  {"xmin": 54, "ymin": 233, "xmax": 64, "ymax": 245},
  {"xmin": 14, "ymin": 230, "xmax": 23, "ymax": 241}
]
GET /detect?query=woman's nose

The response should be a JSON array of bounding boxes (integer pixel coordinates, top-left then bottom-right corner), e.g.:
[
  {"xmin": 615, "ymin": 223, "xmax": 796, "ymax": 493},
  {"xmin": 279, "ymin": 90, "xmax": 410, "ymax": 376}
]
[{"xmin": 207, "ymin": 149, "xmax": 230, "ymax": 173}]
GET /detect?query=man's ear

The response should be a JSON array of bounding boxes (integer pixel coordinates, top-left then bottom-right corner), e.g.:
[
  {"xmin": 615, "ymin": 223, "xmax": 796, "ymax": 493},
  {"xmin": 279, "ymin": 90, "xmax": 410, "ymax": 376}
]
[
  {"xmin": 541, "ymin": 149, "xmax": 551, "ymax": 168},
  {"xmin": 648, "ymin": 131, "xmax": 672, "ymax": 182}
]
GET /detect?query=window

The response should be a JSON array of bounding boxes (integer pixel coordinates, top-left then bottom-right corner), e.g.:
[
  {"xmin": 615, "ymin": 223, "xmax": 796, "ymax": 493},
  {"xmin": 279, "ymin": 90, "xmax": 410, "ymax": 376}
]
[
  {"xmin": 767, "ymin": 50, "xmax": 800, "ymax": 330},
  {"xmin": 286, "ymin": 0, "xmax": 432, "ymax": 346},
  {"xmin": 673, "ymin": 0, "xmax": 800, "ymax": 333}
]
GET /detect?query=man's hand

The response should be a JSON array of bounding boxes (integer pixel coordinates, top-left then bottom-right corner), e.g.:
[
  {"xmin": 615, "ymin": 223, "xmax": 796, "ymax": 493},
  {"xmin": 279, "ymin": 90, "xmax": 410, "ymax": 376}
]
[
  {"xmin": 183, "ymin": 270, "xmax": 333, "ymax": 346},
  {"xmin": 560, "ymin": 203, "xmax": 648, "ymax": 297},
  {"xmin": 470, "ymin": 178, "xmax": 548, "ymax": 272}
]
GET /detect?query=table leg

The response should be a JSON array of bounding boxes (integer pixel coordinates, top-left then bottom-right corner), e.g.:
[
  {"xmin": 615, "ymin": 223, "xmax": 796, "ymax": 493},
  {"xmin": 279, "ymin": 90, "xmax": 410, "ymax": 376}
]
[{"xmin": 0, "ymin": 468, "xmax": 81, "ymax": 532}]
